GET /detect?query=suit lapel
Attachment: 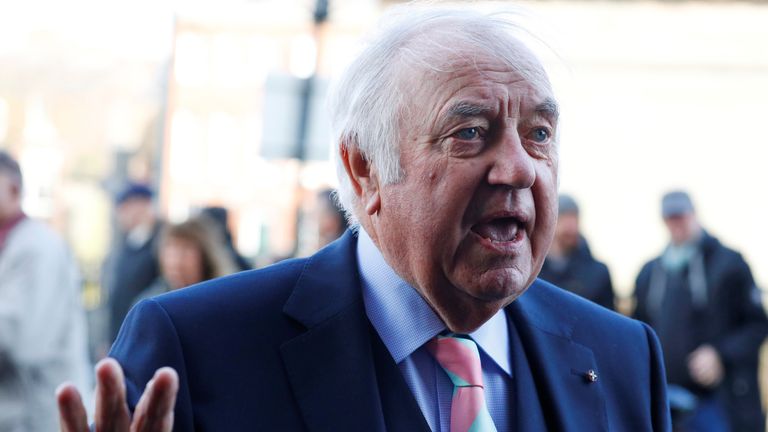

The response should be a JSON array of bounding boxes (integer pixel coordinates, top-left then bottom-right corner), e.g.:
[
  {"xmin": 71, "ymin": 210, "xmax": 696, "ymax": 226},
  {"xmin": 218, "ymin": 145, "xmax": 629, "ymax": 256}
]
[
  {"xmin": 508, "ymin": 281, "xmax": 608, "ymax": 431},
  {"xmin": 369, "ymin": 322, "xmax": 432, "ymax": 432},
  {"xmin": 506, "ymin": 307, "xmax": 548, "ymax": 431},
  {"xmin": 280, "ymin": 301, "xmax": 386, "ymax": 432},
  {"xmin": 279, "ymin": 231, "xmax": 386, "ymax": 432}
]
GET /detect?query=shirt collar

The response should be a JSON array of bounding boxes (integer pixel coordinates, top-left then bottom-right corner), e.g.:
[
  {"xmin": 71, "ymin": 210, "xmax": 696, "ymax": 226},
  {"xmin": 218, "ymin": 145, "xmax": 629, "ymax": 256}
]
[
  {"xmin": 470, "ymin": 308, "xmax": 512, "ymax": 376},
  {"xmin": 356, "ymin": 228, "xmax": 511, "ymax": 376}
]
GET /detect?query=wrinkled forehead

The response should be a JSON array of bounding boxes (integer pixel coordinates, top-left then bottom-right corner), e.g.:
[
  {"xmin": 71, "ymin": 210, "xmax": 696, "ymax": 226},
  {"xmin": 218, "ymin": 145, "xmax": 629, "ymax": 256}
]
[{"xmin": 395, "ymin": 26, "xmax": 553, "ymax": 100}]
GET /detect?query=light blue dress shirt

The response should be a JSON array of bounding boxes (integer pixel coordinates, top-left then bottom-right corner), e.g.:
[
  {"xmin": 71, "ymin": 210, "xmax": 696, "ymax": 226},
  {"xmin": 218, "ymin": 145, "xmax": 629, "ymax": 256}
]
[{"xmin": 356, "ymin": 229, "xmax": 513, "ymax": 432}]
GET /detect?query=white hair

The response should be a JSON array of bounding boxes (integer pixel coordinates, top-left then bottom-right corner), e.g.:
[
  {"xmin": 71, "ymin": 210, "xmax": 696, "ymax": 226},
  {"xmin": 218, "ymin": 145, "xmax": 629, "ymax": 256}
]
[{"xmin": 328, "ymin": 4, "xmax": 554, "ymax": 225}]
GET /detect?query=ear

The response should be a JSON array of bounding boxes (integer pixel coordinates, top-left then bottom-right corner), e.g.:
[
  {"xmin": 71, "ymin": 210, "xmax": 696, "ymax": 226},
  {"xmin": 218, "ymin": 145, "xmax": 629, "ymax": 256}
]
[{"xmin": 340, "ymin": 141, "xmax": 381, "ymax": 216}]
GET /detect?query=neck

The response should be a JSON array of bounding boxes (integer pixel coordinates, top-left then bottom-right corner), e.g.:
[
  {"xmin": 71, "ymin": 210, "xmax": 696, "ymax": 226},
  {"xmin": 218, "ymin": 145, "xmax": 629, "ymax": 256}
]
[
  {"xmin": 0, "ymin": 209, "xmax": 24, "ymax": 228},
  {"xmin": 129, "ymin": 217, "xmax": 155, "ymax": 233},
  {"xmin": 438, "ymin": 299, "xmax": 506, "ymax": 334},
  {"xmin": 0, "ymin": 210, "xmax": 25, "ymax": 250},
  {"xmin": 417, "ymin": 275, "xmax": 514, "ymax": 334}
]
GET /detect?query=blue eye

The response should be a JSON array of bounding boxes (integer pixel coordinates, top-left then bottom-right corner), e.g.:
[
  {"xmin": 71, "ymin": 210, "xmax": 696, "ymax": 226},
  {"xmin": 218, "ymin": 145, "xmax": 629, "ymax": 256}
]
[
  {"xmin": 455, "ymin": 127, "xmax": 480, "ymax": 140},
  {"xmin": 530, "ymin": 127, "xmax": 550, "ymax": 143}
]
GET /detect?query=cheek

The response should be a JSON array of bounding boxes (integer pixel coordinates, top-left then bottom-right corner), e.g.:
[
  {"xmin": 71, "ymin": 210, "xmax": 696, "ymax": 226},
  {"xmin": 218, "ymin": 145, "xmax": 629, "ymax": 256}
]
[
  {"xmin": 432, "ymin": 159, "xmax": 488, "ymax": 226},
  {"xmin": 531, "ymin": 166, "xmax": 558, "ymax": 252},
  {"xmin": 159, "ymin": 249, "xmax": 176, "ymax": 270},
  {"xmin": 390, "ymin": 159, "xmax": 451, "ymax": 224},
  {"xmin": 184, "ymin": 251, "xmax": 204, "ymax": 275},
  {"xmin": 378, "ymin": 159, "xmax": 474, "ymax": 270}
]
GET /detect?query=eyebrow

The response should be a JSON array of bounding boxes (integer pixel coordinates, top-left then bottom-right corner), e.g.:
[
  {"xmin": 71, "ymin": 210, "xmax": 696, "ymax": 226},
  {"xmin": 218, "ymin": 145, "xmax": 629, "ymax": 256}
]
[
  {"xmin": 446, "ymin": 101, "xmax": 494, "ymax": 119},
  {"xmin": 440, "ymin": 98, "xmax": 559, "ymax": 124},
  {"xmin": 535, "ymin": 98, "xmax": 559, "ymax": 121}
]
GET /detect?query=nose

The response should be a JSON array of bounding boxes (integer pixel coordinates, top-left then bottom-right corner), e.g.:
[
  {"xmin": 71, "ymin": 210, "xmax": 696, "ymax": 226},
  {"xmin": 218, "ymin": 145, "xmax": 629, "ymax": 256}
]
[{"xmin": 486, "ymin": 128, "xmax": 536, "ymax": 189}]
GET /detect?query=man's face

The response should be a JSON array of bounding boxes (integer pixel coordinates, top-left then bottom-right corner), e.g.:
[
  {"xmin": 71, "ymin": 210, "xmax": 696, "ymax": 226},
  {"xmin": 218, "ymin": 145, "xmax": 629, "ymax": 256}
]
[
  {"xmin": 116, "ymin": 198, "xmax": 152, "ymax": 232},
  {"xmin": 554, "ymin": 212, "xmax": 580, "ymax": 253},
  {"xmin": 370, "ymin": 50, "xmax": 559, "ymax": 331},
  {"xmin": 664, "ymin": 213, "xmax": 697, "ymax": 246}
]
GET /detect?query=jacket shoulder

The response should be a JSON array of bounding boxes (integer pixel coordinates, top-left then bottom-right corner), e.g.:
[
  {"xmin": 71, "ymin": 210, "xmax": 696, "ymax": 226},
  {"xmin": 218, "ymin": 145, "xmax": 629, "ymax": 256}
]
[
  {"xmin": 528, "ymin": 278, "xmax": 647, "ymax": 341},
  {"xmin": 638, "ymin": 258, "xmax": 658, "ymax": 277},
  {"xmin": 706, "ymin": 238, "xmax": 745, "ymax": 265},
  {"xmin": 521, "ymin": 279, "xmax": 670, "ymax": 429}
]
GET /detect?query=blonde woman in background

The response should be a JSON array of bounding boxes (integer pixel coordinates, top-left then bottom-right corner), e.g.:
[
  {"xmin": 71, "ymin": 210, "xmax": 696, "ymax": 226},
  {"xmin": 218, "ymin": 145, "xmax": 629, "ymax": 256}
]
[{"xmin": 135, "ymin": 215, "xmax": 238, "ymax": 303}]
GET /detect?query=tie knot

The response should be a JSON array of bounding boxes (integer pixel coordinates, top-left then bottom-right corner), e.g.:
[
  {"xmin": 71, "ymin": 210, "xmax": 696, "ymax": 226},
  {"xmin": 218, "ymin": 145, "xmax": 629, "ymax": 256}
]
[{"xmin": 427, "ymin": 335, "xmax": 484, "ymax": 388}]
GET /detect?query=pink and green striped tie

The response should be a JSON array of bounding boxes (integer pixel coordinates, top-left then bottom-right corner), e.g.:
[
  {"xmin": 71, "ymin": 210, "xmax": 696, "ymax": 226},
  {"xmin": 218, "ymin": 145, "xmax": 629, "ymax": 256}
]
[{"xmin": 427, "ymin": 334, "xmax": 498, "ymax": 432}]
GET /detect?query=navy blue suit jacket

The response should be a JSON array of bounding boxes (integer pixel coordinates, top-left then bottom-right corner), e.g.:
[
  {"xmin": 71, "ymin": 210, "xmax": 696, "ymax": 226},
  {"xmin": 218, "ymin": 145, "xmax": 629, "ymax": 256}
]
[{"xmin": 111, "ymin": 231, "xmax": 671, "ymax": 431}]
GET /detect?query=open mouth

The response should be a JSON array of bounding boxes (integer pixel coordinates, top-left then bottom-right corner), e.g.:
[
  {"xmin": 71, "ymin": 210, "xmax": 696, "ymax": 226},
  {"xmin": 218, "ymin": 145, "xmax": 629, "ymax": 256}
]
[{"xmin": 471, "ymin": 216, "xmax": 524, "ymax": 243}]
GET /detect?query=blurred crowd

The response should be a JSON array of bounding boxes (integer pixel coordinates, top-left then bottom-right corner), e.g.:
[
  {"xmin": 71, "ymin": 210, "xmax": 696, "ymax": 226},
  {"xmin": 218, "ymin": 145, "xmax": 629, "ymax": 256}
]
[
  {"xmin": 0, "ymin": 149, "xmax": 350, "ymax": 431},
  {"xmin": 542, "ymin": 192, "xmax": 767, "ymax": 432},
  {"xmin": 0, "ymin": 147, "xmax": 765, "ymax": 431}
]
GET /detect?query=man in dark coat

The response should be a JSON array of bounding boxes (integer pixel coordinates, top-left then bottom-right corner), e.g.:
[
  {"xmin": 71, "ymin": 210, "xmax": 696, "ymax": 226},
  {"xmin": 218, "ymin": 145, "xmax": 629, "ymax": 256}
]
[
  {"xmin": 103, "ymin": 184, "xmax": 163, "ymax": 342},
  {"xmin": 634, "ymin": 191, "xmax": 767, "ymax": 432},
  {"xmin": 539, "ymin": 195, "xmax": 615, "ymax": 310}
]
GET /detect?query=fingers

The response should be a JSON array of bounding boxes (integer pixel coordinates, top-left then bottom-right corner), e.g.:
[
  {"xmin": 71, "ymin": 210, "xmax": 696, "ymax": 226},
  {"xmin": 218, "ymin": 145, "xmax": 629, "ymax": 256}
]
[
  {"xmin": 95, "ymin": 358, "xmax": 132, "ymax": 431},
  {"xmin": 73, "ymin": 358, "xmax": 178, "ymax": 432},
  {"xmin": 56, "ymin": 383, "xmax": 89, "ymax": 432},
  {"xmin": 131, "ymin": 367, "xmax": 179, "ymax": 432}
]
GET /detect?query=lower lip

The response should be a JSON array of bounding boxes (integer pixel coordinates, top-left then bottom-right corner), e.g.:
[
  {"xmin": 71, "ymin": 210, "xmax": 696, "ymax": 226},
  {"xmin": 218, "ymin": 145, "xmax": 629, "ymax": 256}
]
[{"xmin": 470, "ymin": 227, "xmax": 526, "ymax": 254}]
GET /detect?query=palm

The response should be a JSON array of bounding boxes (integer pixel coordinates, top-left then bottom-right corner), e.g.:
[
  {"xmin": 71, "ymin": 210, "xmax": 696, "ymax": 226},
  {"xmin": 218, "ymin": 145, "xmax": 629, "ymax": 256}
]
[{"xmin": 57, "ymin": 359, "xmax": 178, "ymax": 432}]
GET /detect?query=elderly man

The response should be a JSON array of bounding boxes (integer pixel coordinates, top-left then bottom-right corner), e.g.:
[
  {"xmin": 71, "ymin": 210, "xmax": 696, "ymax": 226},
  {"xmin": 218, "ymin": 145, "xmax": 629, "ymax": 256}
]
[
  {"xmin": 58, "ymin": 7, "xmax": 670, "ymax": 431},
  {"xmin": 104, "ymin": 183, "xmax": 163, "ymax": 343},
  {"xmin": 634, "ymin": 191, "xmax": 767, "ymax": 432}
]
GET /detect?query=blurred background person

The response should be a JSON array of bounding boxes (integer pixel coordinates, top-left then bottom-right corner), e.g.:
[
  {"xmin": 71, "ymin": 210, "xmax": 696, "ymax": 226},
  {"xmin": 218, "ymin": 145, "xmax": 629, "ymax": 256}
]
[
  {"xmin": 201, "ymin": 206, "xmax": 251, "ymax": 271},
  {"xmin": 0, "ymin": 151, "xmax": 91, "ymax": 432},
  {"xmin": 316, "ymin": 188, "xmax": 348, "ymax": 248},
  {"xmin": 539, "ymin": 194, "xmax": 615, "ymax": 310},
  {"xmin": 135, "ymin": 215, "xmax": 238, "ymax": 302},
  {"xmin": 103, "ymin": 183, "xmax": 163, "ymax": 343},
  {"xmin": 633, "ymin": 191, "xmax": 767, "ymax": 432}
]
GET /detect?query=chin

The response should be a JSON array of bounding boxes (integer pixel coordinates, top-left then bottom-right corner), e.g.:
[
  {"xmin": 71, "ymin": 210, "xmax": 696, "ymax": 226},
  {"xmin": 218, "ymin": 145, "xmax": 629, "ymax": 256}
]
[
  {"xmin": 460, "ymin": 268, "xmax": 531, "ymax": 302},
  {"xmin": 492, "ymin": 265, "xmax": 532, "ymax": 287}
]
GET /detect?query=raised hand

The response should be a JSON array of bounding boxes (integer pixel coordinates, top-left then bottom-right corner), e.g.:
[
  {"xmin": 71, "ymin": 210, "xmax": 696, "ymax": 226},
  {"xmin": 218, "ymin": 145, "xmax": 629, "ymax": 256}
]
[{"xmin": 57, "ymin": 358, "xmax": 178, "ymax": 432}]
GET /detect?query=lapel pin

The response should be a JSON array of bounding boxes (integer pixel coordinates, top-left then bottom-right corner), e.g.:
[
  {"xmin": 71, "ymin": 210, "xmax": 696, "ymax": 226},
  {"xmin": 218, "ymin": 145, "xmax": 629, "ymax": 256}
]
[{"xmin": 586, "ymin": 369, "xmax": 598, "ymax": 383}]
